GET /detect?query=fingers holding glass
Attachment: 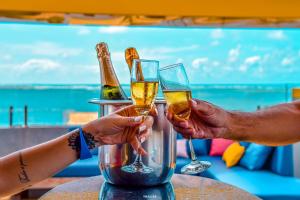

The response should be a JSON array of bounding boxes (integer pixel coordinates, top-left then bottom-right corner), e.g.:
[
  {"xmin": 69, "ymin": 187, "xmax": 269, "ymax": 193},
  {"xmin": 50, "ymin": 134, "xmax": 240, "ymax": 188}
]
[
  {"xmin": 138, "ymin": 116, "xmax": 153, "ymax": 141},
  {"xmin": 166, "ymin": 109, "xmax": 189, "ymax": 128},
  {"xmin": 159, "ymin": 63, "xmax": 211, "ymax": 174}
]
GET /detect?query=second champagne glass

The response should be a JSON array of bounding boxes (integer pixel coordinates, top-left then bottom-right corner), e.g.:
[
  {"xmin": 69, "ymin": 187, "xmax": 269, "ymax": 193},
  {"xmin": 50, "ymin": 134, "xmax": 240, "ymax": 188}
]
[
  {"xmin": 159, "ymin": 63, "xmax": 211, "ymax": 175},
  {"xmin": 121, "ymin": 59, "xmax": 159, "ymax": 174}
]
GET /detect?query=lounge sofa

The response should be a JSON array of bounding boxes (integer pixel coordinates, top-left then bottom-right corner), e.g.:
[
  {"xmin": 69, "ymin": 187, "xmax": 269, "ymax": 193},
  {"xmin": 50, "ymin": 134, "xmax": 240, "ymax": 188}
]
[
  {"xmin": 55, "ymin": 138, "xmax": 300, "ymax": 200},
  {"xmin": 176, "ymin": 140, "xmax": 300, "ymax": 200}
]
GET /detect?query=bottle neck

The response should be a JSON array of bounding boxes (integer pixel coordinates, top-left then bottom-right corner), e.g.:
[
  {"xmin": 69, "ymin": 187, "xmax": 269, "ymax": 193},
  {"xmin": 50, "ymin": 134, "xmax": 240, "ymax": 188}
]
[
  {"xmin": 98, "ymin": 54, "xmax": 120, "ymax": 87},
  {"xmin": 125, "ymin": 49, "xmax": 139, "ymax": 72}
]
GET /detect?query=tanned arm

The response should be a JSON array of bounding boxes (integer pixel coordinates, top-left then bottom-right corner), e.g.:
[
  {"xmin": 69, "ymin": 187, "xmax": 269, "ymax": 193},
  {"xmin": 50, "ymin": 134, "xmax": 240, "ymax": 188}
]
[
  {"xmin": 0, "ymin": 105, "xmax": 154, "ymax": 197},
  {"xmin": 228, "ymin": 101, "xmax": 300, "ymax": 145},
  {"xmin": 167, "ymin": 99, "xmax": 300, "ymax": 146},
  {"xmin": 0, "ymin": 131, "xmax": 79, "ymax": 197}
]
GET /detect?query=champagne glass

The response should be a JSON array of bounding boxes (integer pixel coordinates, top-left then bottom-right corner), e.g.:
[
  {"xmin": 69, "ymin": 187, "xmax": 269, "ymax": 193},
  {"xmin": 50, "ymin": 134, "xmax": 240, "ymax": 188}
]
[
  {"xmin": 159, "ymin": 63, "xmax": 211, "ymax": 175},
  {"xmin": 121, "ymin": 59, "xmax": 159, "ymax": 174}
]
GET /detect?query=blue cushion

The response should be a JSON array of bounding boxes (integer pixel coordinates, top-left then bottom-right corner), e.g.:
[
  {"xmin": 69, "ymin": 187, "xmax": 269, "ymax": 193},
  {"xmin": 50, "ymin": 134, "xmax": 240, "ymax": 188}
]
[
  {"xmin": 239, "ymin": 143, "xmax": 273, "ymax": 170},
  {"xmin": 270, "ymin": 145, "xmax": 294, "ymax": 176},
  {"xmin": 199, "ymin": 156, "xmax": 300, "ymax": 200},
  {"xmin": 186, "ymin": 139, "xmax": 210, "ymax": 156},
  {"xmin": 54, "ymin": 155, "xmax": 100, "ymax": 177},
  {"xmin": 239, "ymin": 141, "xmax": 250, "ymax": 148}
]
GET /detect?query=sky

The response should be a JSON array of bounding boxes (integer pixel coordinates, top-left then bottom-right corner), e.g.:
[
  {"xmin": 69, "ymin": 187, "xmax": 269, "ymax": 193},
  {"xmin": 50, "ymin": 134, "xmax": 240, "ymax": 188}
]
[{"xmin": 0, "ymin": 23, "xmax": 300, "ymax": 85}]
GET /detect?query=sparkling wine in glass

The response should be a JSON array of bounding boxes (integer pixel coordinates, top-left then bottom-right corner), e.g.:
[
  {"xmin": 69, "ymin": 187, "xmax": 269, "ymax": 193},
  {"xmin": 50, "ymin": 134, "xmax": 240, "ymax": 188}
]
[
  {"xmin": 121, "ymin": 59, "xmax": 159, "ymax": 174},
  {"xmin": 159, "ymin": 63, "xmax": 211, "ymax": 175}
]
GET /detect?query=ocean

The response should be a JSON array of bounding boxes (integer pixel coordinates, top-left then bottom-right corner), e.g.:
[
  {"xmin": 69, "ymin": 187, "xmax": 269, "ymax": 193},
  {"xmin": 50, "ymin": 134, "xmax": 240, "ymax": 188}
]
[{"xmin": 0, "ymin": 84, "xmax": 298, "ymax": 127}]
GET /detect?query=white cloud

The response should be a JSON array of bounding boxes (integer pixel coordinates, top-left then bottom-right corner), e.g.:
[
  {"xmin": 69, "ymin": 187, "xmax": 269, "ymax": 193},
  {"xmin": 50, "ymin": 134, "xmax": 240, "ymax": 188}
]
[
  {"xmin": 111, "ymin": 51, "xmax": 125, "ymax": 62},
  {"xmin": 140, "ymin": 45, "xmax": 198, "ymax": 55},
  {"xmin": 89, "ymin": 64, "xmax": 100, "ymax": 73},
  {"xmin": 136, "ymin": 45, "xmax": 199, "ymax": 60},
  {"xmin": 98, "ymin": 26, "xmax": 129, "ymax": 34},
  {"xmin": 109, "ymin": 51, "xmax": 130, "ymax": 81},
  {"xmin": 257, "ymin": 66, "xmax": 264, "ymax": 73},
  {"xmin": 223, "ymin": 66, "xmax": 233, "ymax": 71},
  {"xmin": 210, "ymin": 40, "xmax": 220, "ymax": 46},
  {"xmin": 77, "ymin": 27, "xmax": 91, "ymax": 35},
  {"xmin": 176, "ymin": 58, "xmax": 184, "ymax": 63},
  {"xmin": 245, "ymin": 56, "xmax": 260, "ymax": 65},
  {"xmin": 252, "ymin": 66, "xmax": 264, "ymax": 78},
  {"xmin": 228, "ymin": 45, "xmax": 241, "ymax": 62},
  {"xmin": 212, "ymin": 61, "xmax": 220, "ymax": 67},
  {"xmin": 239, "ymin": 64, "xmax": 248, "ymax": 72},
  {"xmin": 281, "ymin": 57, "xmax": 293, "ymax": 66},
  {"xmin": 262, "ymin": 54, "xmax": 270, "ymax": 62},
  {"xmin": 238, "ymin": 55, "xmax": 261, "ymax": 73},
  {"xmin": 9, "ymin": 42, "xmax": 82, "ymax": 58},
  {"xmin": 108, "ymin": 47, "xmax": 196, "ymax": 63},
  {"xmin": 192, "ymin": 57, "xmax": 208, "ymax": 69},
  {"xmin": 19, "ymin": 59, "xmax": 60, "ymax": 72},
  {"xmin": 267, "ymin": 30, "xmax": 286, "ymax": 40},
  {"xmin": 31, "ymin": 42, "xmax": 82, "ymax": 57},
  {"xmin": 211, "ymin": 29, "xmax": 224, "ymax": 39},
  {"xmin": 1, "ymin": 61, "xmax": 100, "ymax": 84},
  {"xmin": 0, "ymin": 54, "xmax": 12, "ymax": 61}
]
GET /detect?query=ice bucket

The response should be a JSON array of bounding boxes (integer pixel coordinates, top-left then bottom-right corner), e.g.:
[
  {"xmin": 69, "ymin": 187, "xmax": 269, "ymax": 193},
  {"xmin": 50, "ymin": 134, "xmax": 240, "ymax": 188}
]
[{"xmin": 89, "ymin": 99, "xmax": 177, "ymax": 186}]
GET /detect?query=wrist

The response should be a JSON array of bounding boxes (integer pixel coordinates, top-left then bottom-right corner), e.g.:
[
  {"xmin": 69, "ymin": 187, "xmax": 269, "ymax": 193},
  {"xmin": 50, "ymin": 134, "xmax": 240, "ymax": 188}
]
[
  {"xmin": 82, "ymin": 118, "xmax": 104, "ymax": 139},
  {"xmin": 82, "ymin": 122, "xmax": 97, "ymax": 136},
  {"xmin": 227, "ymin": 111, "xmax": 251, "ymax": 141},
  {"xmin": 82, "ymin": 118, "xmax": 107, "ymax": 146},
  {"xmin": 67, "ymin": 128, "xmax": 97, "ymax": 159}
]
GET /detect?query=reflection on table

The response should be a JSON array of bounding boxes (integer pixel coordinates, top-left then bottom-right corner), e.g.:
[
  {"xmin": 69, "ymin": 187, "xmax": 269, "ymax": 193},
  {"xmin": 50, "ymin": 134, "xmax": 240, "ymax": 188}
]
[
  {"xmin": 39, "ymin": 175, "xmax": 259, "ymax": 200},
  {"xmin": 99, "ymin": 182, "xmax": 175, "ymax": 200}
]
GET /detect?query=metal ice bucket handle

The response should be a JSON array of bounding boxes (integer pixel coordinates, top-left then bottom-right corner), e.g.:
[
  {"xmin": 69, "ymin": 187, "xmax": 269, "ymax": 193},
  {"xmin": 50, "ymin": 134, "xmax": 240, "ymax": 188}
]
[{"xmin": 89, "ymin": 98, "xmax": 177, "ymax": 186}]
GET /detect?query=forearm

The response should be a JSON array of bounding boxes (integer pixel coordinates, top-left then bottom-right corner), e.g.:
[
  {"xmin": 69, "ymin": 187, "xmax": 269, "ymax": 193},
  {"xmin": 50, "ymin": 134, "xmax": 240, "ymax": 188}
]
[
  {"xmin": 0, "ymin": 106, "xmax": 144, "ymax": 197},
  {"xmin": 0, "ymin": 130, "xmax": 81, "ymax": 197},
  {"xmin": 228, "ymin": 101, "xmax": 300, "ymax": 146}
]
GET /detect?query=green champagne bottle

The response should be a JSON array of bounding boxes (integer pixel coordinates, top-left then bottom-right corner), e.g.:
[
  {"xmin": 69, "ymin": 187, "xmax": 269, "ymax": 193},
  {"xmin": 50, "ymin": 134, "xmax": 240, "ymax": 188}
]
[{"xmin": 96, "ymin": 42, "xmax": 128, "ymax": 100}]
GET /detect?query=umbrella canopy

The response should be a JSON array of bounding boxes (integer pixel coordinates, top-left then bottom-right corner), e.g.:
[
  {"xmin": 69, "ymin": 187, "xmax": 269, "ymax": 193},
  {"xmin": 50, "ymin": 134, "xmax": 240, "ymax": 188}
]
[{"xmin": 1, "ymin": 0, "xmax": 300, "ymax": 27}]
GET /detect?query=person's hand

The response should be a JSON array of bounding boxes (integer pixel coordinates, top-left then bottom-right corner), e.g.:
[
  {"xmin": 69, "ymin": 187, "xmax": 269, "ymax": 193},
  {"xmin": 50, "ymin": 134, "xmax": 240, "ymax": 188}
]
[
  {"xmin": 166, "ymin": 99, "xmax": 231, "ymax": 139},
  {"xmin": 83, "ymin": 105, "xmax": 156, "ymax": 155}
]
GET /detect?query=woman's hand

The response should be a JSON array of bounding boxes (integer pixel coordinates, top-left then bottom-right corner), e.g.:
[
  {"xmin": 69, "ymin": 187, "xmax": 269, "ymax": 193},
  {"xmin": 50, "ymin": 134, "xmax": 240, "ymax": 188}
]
[
  {"xmin": 83, "ymin": 105, "xmax": 155, "ymax": 155},
  {"xmin": 166, "ymin": 99, "xmax": 230, "ymax": 139}
]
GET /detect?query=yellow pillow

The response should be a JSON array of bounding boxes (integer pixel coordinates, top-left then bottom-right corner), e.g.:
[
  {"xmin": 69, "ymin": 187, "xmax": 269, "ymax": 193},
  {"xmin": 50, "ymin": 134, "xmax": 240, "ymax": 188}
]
[{"xmin": 222, "ymin": 142, "xmax": 245, "ymax": 168}]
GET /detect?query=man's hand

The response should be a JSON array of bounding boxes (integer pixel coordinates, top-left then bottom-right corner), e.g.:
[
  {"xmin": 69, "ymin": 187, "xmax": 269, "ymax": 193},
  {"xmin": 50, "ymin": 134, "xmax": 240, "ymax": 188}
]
[
  {"xmin": 166, "ymin": 99, "xmax": 231, "ymax": 139},
  {"xmin": 83, "ymin": 105, "xmax": 156, "ymax": 155}
]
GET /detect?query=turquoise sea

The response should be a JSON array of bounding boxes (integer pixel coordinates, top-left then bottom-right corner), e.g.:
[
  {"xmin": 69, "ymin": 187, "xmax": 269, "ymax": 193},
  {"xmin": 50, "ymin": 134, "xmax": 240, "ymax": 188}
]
[{"xmin": 0, "ymin": 84, "xmax": 299, "ymax": 127}]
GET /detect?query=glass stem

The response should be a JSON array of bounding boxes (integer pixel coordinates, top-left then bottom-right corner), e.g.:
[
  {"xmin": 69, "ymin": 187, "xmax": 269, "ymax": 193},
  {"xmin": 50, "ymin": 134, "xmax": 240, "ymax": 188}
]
[
  {"xmin": 188, "ymin": 137, "xmax": 197, "ymax": 161},
  {"xmin": 135, "ymin": 154, "xmax": 142, "ymax": 163},
  {"xmin": 135, "ymin": 124, "xmax": 144, "ymax": 164}
]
